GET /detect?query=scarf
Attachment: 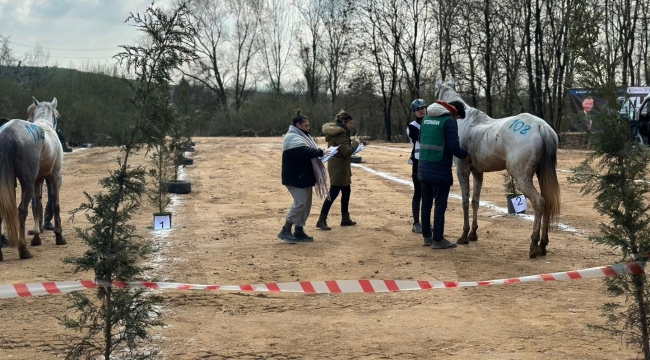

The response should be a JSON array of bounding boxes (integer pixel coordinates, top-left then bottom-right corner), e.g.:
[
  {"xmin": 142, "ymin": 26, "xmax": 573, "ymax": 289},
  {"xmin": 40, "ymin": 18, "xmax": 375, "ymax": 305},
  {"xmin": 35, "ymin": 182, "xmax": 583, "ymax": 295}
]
[{"xmin": 284, "ymin": 125, "xmax": 330, "ymax": 200}]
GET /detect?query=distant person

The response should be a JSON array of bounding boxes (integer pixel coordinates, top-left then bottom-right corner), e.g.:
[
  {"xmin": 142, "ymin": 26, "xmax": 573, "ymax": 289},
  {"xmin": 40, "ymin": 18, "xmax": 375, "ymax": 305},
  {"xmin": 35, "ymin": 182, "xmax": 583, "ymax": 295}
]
[
  {"xmin": 418, "ymin": 100, "xmax": 470, "ymax": 249},
  {"xmin": 279, "ymin": 110, "xmax": 330, "ymax": 243},
  {"xmin": 582, "ymin": 97, "xmax": 594, "ymax": 132},
  {"xmin": 316, "ymin": 110, "xmax": 360, "ymax": 230},
  {"xmin": 407, "ymin": 99, "xmax": 426, "ymax": 234}
]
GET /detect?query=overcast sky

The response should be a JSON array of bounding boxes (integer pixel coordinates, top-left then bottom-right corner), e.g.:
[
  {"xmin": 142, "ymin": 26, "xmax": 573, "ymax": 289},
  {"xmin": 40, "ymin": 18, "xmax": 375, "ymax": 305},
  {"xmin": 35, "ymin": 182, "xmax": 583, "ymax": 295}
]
[{"xmin": 0, "ymin": 0, "xmax": 174, "ymax": 69}]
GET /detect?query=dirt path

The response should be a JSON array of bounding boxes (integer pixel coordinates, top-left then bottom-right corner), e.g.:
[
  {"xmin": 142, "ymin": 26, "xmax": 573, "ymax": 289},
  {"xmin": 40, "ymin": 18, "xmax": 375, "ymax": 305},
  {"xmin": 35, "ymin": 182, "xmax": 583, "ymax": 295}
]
[{"xmin": 0, "ymin": 137, "xmax": 636, "ymax": 359}]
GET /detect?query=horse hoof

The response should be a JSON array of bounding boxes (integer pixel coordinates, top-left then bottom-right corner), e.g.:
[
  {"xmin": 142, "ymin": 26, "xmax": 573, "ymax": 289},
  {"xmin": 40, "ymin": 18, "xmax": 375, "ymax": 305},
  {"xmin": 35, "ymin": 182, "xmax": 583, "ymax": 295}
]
[
  {"xmin": 468, "ymin": 234, "xmax": 478, "ymax": 242},
  {"xmin": 56, "ymin": 238, "xmax": 67, "ymax": 245},
  {"xmin": 19, "ymin": 249, "xmax": 33, "ymax": 259},
  {"xmin": 31, "ymin": 237, "xmax": 42, "ymax": 246},
  {"xmin": 457, "ymin": 238, "xmax": 469, "ymax": 245},
  {"xmin": 529, "ymin": 249, "xmax": 540, "ymax": 258},
  {"xmin": 540, "ymin": 248, "xmax": 547, "ymax": 256}
]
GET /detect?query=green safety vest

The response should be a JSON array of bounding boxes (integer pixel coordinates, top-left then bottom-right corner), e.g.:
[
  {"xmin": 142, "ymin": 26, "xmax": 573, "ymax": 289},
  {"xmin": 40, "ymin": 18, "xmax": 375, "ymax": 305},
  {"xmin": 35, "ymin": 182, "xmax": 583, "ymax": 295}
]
[{"xmin": 419, "ymin": 115, "xmax": 450, "ymax": 162}]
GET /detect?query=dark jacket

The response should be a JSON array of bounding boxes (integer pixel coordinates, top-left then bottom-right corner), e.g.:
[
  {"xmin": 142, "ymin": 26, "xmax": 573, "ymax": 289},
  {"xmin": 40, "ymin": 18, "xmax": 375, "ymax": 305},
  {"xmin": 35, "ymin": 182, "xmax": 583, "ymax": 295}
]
[
  {"xmin": 418, "ymin": 113, "xmax": 468, "ymax": 186},
  {"xmin": 407, "ymin": 118, "xmax": 422, "ymax": 173},
  {"xmin": 281, "ymin": 130, "xmax": 324, "ymax": 188},
  {"xmin": 322, "ymin": 122, "xmax": 359, "ymax": 186}
]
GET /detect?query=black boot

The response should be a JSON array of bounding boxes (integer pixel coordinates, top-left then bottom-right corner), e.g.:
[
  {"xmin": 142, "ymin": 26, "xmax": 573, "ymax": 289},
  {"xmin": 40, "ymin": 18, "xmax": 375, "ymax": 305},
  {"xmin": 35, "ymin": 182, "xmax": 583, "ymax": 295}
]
[
  {"xmin": 294, "ymin": 227, "xmax": 314, "ymax": 242},
  {"xmin": 341, "ymin": 212, "xmax": 356, "ymax": 226},
  {"xmin": 316, "ymin": 214, "xmax": 331, "ymax": 230},
  {"xmin": 277, "ymin": 221, "xmax": 297, "ymax": 244}
]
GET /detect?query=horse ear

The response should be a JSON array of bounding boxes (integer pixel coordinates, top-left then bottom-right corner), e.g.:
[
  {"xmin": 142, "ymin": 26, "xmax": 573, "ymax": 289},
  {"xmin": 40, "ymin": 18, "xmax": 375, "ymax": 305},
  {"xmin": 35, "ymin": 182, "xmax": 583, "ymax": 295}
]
[
  {"xmin": 436, "ymin": 79, "xmax": 442, "ymax": 87},
  {"xmin": 32, "ymin": 96, "xmax": 39, "ymax": 105},
  {"xmin": 448, "ymin": 78, "xmax": 455, "ymax": 87},
  {"xmin": 51, "ymin": 98, "xmax": 57, "ymax": 109}
]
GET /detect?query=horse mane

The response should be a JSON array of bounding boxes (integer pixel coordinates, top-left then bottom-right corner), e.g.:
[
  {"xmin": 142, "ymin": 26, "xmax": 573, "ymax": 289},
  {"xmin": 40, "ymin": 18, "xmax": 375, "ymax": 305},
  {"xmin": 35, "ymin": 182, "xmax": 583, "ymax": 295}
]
[
  {"xmin": 438, "ymin": 82, "xmax": 492, "ymax": 125},
  {"xmin": 32, "ymin": 103, "xmax": 58, "ymax": 129}
]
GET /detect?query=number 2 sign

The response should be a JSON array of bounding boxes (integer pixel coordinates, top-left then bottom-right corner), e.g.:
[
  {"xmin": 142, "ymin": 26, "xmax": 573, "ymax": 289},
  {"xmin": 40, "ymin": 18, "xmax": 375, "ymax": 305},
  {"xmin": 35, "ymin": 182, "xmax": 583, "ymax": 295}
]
[{"xmin": 510, "ymin": 195, "xmax": 527, "ymax": 214}]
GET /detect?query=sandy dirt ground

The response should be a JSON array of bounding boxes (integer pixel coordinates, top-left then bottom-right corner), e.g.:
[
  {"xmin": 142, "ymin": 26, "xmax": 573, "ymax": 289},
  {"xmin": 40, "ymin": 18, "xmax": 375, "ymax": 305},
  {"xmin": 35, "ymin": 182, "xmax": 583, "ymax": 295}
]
[{"xmin": 0, "ymin": 137, "xmax": 640, "ymax": 359}]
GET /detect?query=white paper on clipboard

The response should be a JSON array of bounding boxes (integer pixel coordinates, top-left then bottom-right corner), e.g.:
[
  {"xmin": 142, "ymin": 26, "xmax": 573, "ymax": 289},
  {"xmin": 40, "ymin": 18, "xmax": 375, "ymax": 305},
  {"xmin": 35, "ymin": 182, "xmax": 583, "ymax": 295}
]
[{"xmin": 321, "ymin": 145, "xmax": 340, "ymax": 163}]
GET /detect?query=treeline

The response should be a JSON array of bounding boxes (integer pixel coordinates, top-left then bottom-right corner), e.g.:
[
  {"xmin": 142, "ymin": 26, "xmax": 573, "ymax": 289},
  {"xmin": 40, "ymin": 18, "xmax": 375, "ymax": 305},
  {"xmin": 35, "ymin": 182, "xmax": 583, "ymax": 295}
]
[
  {"xmin": 0, "ymin": 65, "xmax": 137, "ymax": 146},
  {"xmin": 0, "ymin": 64, "xmax": 412, "ymax": 143},
  {"xmin": 2, "ymin": 0, "xmax": 648, "ymax": 142}
]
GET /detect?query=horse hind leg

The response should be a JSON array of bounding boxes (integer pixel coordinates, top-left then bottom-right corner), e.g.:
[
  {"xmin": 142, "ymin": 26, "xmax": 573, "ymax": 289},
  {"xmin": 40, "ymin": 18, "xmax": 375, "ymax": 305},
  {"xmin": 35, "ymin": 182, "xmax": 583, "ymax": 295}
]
[
  {"xmin": 30, "ymin": 179, "xmax": 45, "ymax": 246},
  {"xmin": 50, "ymin": 176, "xmax": 66, "ymax": 245},
  {"xmin": 17, "ymin": 179, "xmax": 34, "ymax": 259},
  {"xmin": 516, "ymin": 175, "xmax": 544, "ymax": 258},
  {"xmin": 468, "ymin": 172, "xmax": 484, "ymax": 242},
  {"xmin": 539, "ymin": 211, "xmax": 551, "ymax": 256}
]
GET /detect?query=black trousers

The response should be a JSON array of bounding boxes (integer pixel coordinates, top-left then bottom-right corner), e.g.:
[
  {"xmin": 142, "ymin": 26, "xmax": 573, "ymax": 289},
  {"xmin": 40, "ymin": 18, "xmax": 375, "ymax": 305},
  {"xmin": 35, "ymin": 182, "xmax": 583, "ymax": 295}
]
[
  {"xmin": 420, "ymin": 182, "xmax": 450, "ymax": 240},
  {"xmin": 411, "ymin": 166, "xmax": 421, "ymax": 224},
  {"xmin": 320, "ymin": 185, "xmax": 351, "ymax": 216}
]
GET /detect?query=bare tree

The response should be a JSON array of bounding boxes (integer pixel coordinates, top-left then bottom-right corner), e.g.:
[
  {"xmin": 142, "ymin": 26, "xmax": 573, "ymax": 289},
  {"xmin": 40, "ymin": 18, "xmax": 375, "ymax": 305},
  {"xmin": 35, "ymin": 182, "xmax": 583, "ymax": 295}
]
[
  {"xmin": 361, "ymin": 0, "xmax": 403, "ymax": 141},
  {"xmin": 228, "ymin": 0, "xmax": 261, "ymax": 111},
  {"xmin": 318, "ymin": 0, "xmax": 356, "ymax": 108},
  {"xmin": 491, "ymin": 0, "xmax": 527, "ymax": 115},
  {"xmin": 482, "ymin": 0, "xmax": 494, "ymax": 116},
  {"xmin": 397, "ymin": 0, "xmax": 435, "ymax": 101},
  {"xmin": 258, "ymin": 0, "xmax": 296, "ymax": 94},
  {"xmin": 183, "ymin": 0, "xmax": 230, "ymax": 108},
  {"xmin": 295, "ymin": 0, "xmax": 323, "ymax": 104},
  {"xmin": 0, "ymin": 35, "xmax": 18, "ymax": 79},
  {"xmin": 20, "ymin": 44, "xmax": 55, "ymax": 92}
]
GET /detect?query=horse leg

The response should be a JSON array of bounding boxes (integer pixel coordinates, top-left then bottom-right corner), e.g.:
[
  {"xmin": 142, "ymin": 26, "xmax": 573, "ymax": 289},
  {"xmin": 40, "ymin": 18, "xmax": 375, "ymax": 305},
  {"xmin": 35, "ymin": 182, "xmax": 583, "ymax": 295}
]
[
  {"xmin": 50, "ymin": 175, "xmax": 66, "ymax": 245},
  {"xmin": 30, "ymin": 179, "xmax": 44, "ymax": 246},
  {"xmin": 17, "ymin": 182, "xmax": 33, "ymax": 259},
  {"xmin": 456, "ymin": 164, "xmax": 471, "ymax": 244},
  {"xmin": 540, "ymin": 213, "xmax": 550, "ymax": 256},
  {"xmin": 516, "ymin": 175, "xmax": 544, "ymax": 258},
  {"xmin": 469, "ymin": 172, "xmax": 484, "ymax": 242}
]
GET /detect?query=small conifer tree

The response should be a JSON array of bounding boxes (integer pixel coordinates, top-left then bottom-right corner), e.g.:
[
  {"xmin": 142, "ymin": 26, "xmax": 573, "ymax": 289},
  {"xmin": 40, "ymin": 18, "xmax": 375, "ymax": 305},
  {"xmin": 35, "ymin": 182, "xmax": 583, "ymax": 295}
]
[
  {"xmin": 58, "ymin": 2, "xmax": 196, "ymax": 359},
  {"xmin": 569, "ymin": 106, "xmax": 650, "ymax": 359},
  {"xmin": 148, "ymin": 141, "xmax": 173, "ymax": 215}
]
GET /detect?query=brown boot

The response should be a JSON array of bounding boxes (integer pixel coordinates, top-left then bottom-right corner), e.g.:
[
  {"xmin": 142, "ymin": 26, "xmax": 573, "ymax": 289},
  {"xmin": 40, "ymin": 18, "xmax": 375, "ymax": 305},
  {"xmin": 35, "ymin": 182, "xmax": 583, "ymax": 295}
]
[
  {"xmin": 341, "ymin": 212, "xmax": 356, "ymax": 226},
  {"xmin": 316, "ymin": 214, "xmax": 331, "ymax": 230}
]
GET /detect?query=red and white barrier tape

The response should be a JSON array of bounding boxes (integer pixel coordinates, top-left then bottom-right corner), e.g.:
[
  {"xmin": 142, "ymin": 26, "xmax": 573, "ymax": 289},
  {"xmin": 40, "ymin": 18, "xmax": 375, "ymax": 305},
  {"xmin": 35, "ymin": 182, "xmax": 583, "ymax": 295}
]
[{"xmin": 0, "ymin": 261, "xmax": 645, "ymax": 299}]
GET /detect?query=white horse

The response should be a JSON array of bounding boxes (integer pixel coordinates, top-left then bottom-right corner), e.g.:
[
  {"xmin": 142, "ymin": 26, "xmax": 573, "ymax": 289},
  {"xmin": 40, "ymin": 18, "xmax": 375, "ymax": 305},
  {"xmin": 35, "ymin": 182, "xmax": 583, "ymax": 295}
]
[
  {"xmin": 0, "ymin": 97, "xmax": 65, "ymax": 260},
  {"xmin": 436, "ymin": 79, "xmax": 561, "ymax": 258}
]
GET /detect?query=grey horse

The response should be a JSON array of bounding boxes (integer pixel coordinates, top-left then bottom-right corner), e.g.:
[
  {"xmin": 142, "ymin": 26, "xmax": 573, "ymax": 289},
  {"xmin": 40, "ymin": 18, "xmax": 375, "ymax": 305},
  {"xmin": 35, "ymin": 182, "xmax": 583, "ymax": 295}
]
[
  {"xmin": 436, "ymin": 79, "xmax": 561, "ymax": 258},
  {"xmin": 0, "ymin": 97, "xmax": 65, "ymax": 261}
]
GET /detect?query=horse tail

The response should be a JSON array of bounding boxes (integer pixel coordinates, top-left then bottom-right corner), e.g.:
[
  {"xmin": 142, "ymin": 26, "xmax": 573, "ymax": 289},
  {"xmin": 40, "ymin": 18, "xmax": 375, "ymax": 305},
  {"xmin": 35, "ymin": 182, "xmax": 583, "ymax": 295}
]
[
  {"xmin": 0, "ymin": 137, "xmax": 19, "ymax": 248},
  {"xmin": 539, "ymin": 126, "xmax": 561, "ymax": 225}
]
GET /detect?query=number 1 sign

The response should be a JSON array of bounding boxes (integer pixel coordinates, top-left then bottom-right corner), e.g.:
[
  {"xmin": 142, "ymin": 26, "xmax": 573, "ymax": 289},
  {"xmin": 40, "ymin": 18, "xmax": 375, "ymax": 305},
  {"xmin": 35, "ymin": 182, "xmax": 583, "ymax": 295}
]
[{"xmin": 154, "ymin": 213, "xmax": 172, "ymax": 230}]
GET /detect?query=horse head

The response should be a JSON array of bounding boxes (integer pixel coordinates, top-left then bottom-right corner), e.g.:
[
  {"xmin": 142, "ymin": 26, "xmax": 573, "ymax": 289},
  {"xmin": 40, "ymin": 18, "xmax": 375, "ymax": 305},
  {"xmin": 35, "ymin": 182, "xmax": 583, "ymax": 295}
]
[
  {"xmin": 31, "ymin": 96, "xmax": 59, "ymax": 129},
  {"xmin": 435, "ymin": 78, "xmax": 464, "ymax": 105}
]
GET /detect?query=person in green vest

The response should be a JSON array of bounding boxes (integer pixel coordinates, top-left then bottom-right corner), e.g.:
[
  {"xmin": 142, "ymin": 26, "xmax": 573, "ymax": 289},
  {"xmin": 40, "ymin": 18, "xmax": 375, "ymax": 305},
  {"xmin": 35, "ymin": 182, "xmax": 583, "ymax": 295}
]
[{"xmin": 418, "ymin": 100, "xmax": 470, "ymax": 249}]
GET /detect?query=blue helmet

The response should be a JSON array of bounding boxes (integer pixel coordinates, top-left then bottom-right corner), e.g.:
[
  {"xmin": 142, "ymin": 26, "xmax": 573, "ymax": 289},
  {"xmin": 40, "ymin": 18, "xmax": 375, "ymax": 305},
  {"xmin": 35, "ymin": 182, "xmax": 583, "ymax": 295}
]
[{"xmin": 411, "ymin": 99, "xmax": 426, "ymax": 111}]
